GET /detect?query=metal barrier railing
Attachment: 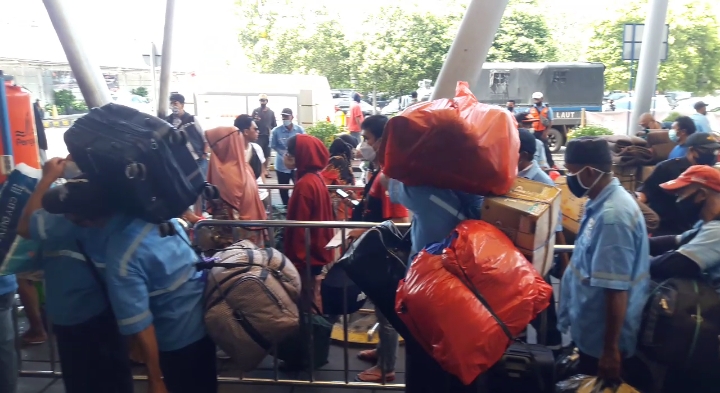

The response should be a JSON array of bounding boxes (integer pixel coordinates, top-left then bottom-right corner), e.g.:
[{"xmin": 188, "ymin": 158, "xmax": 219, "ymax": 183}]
[{"xmin": 16, "ymin": 219, "xmax": 574, "ymax": 390}]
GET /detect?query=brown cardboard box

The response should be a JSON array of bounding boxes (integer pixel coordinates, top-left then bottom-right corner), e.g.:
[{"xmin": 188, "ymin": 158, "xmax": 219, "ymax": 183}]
[
  {"xmin": 554, "ymin": 176, "xmax": 588, "ymax": 234},
  {"xmin": 612, "ymin": 164, "xmax": 638, "ymax": 192},
  {"xmin": 481, "ymin": 178, "xmax": 560, "ymax": 275},
  {"xmin": 640, "ymin": 166, "xmax": 656, "ymax": 182}
]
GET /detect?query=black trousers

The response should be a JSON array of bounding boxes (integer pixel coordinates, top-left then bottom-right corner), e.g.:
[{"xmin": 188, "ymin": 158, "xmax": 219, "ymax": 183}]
[
  {"xmin": 276, "ymin": 170, "xmax": 295, "ymax": 206},
  {"xmin": 405, "ymin": 336, "xmax": 487, "ymax": 393},
  {"xmin": 257, "ymin": 134, "xmax": 271, "ymax": 159},
  {"xmin": 527, "ymin": 275, "xmax": 562, "ymax": 349},
  {"xmin": 534, "ymin": 131, "xmax": 555, "ymax": 167},
  {"xmin": 54, "ymin": 309, "xmax": 134, "ymax": 393},
  {"xmin": 159, "ymin": 335, "xmax": 217, "ymax": 393}
]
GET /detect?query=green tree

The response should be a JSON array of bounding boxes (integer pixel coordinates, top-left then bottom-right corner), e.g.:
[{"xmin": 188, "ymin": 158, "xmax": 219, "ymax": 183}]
[
  {"xmin": 583, "ymin": 0, "xmax": 720, "ymax": 94},
  {"xmin": 354, "ymin": 8, "xmax": 457, "ymax": 96},
  {"xmin": 488, "ymin": 2, "xmax": 558, "ymax": 62}
]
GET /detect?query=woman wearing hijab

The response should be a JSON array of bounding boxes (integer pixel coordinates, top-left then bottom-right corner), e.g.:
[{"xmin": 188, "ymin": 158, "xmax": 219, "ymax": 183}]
[
  {"xmin": 205, "ymin": 126, "xmax": 268, "ymax": 248},
  {"xmin": 283, "ymin": 134, "xmax": 335, "ymax": 312}
]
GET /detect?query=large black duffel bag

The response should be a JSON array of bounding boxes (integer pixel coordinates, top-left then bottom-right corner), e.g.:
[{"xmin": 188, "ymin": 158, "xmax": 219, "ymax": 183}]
[
  {"xmin": 336, "ymin": 220, "xmax": 411, "ymax": 340},
  {"xmin": 65, "ymin": 103, "xmax": 208, "ymax": 223},
  {"xmin": 638, "ymin": 277, "xmax": 720, "ymax": 372}
]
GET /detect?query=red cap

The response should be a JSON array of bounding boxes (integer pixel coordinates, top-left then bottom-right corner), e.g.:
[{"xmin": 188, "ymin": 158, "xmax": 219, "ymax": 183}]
[{"xmin": 660, "ymin": 165, "xmax": 720, "ymax": 193}]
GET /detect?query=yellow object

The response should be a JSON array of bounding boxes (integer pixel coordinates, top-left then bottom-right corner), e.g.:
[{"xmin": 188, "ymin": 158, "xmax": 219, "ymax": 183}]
[
  {"xmin": 330, "ymin": 311, "xmax": 405, "ymax": 346},
  {"xmin": 576, "ymin": 378, "xmax": 640, "ymax": 393},
  {"xmin": 51, "ymin": 105, "xmax": 59, "ymax": 119},
  {"xmin": 334, "ymin": 110, "xmax": 345, "ymax": 127}
]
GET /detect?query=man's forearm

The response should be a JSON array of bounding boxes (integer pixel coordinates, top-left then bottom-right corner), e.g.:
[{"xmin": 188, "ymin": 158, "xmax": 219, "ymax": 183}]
[
  {"xmin": 17, "ymin": 177, "xmax": 55, "ymax": 239},
  {"xmin": 603, "ymin": 289, "xmax": 628, "ymax": 353},
  {"xmin": 133, "ymin": 325, "xmax": 164, "ymax": 386}
]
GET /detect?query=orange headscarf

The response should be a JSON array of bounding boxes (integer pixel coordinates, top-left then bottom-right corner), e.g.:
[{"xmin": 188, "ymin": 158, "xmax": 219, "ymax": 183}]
[{"xmin": 205, "ymin": 126, "xmax": 267, "ymax": 221}]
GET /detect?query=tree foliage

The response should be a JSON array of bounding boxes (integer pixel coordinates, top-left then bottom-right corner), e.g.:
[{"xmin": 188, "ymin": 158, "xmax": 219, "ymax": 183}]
[
  {"xmin": 488, "ymin": 2, "xmax": 558, "ymax": 63},
  {"xmin": 583, "ymin": 0, "xmax": 720, "ymax": 94}
]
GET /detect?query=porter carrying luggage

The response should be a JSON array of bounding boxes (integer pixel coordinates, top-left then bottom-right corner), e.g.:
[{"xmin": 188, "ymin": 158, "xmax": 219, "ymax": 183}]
[{"xmin": 65, "ymin": 103, "xmax": 207, "ymax": 223}]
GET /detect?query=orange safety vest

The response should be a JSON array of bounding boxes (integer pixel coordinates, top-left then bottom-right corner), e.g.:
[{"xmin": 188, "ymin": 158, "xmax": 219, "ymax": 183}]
[{"xmin": 528, "ymin": 105, "xmax": 550, "ymax": 132}]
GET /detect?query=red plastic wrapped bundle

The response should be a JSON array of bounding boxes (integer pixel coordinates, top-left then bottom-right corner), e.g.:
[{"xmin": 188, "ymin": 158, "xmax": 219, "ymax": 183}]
[
  {"xmin": 377, "ymin": 82, "xmax": 519, "ymax": 195},
  {"xmin": 395, "ymin": 220, "xmax": 552, "ymax": 385}
]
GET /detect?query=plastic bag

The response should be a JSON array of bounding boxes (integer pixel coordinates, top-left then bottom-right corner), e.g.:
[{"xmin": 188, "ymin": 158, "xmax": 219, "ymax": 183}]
[
  {"xmin": 555, "ymin": 375, "xmax": 640, "ymax": 393},
  {"xmin": 0, "ymin": 164, "xmax": 42, "ymax": 269},
  {"xmin": 378, "ymin": 81, "xmax": 519, "ymax": 195},
  {"xmin": 395, "ymin": 220, "xmax": 552, "ymax": 385},
  {"xmin": 0, "ymin": 236, "xmax": 41, "ymax": 277}
]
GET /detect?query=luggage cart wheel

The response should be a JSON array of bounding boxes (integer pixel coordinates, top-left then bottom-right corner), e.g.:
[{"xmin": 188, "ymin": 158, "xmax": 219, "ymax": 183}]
[{"xmin": 158, "ymin": 222, "xmax": 177, "ymax": 237}]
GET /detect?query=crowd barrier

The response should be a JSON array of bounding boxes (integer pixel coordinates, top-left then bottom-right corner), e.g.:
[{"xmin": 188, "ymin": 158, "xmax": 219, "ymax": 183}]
[{"xmin": 16, "ymin": 219, "xmax": 575, "ymax": 390}]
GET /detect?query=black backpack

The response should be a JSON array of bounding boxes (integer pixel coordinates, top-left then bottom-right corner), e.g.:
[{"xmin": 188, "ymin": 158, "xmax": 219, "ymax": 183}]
[{"xmin": 66, "ymin": 103, "xmax": 210, "ymax": 224}]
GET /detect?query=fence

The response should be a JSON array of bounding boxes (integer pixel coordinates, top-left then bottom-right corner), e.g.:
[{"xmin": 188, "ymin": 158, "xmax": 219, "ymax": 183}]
[{"xmin": 16, "ymin": 218, "xmax": 575, "ymax": 390}]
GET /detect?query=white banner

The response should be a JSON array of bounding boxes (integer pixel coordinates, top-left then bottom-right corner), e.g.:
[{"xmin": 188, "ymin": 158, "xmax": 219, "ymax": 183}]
[{"xmin": 584, "ymin": 110, "xmax": 720, "ymax": 135}]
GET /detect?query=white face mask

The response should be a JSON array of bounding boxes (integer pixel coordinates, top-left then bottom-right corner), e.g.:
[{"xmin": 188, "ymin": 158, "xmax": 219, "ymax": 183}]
[
  {"xmin": 63, "ymin": 161, "xmax": 83, "ymax": 179},
  {"xmin": 357, "ymin": 141, "xmax": 376, "ymax": 162}
]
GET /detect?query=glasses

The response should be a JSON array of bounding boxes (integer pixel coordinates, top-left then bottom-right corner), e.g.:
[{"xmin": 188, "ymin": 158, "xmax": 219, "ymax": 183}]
[{"xmin": 260, "ymin": 99, "xmax": 268, "ymax": 103}]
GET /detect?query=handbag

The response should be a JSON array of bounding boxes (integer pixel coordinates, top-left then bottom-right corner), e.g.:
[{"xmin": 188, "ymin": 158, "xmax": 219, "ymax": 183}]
[
  {"xmin": 275, "ymin": 304, "xmax": 333, "ymax": 370},
  {"xmin": 336, "ymin": 220, "xmax": 412, "ymax": 339}
]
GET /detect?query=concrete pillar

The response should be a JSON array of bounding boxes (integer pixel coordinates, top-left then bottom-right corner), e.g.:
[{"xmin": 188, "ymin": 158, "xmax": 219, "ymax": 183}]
[
  {"xmin": 43, "ymin": 0, "xmax": 112, "ymax": 108},
  {"xmin": 430, "ymin": 0, "xmax": 510, "ymax": 100},
  {"xmin": 629, "ymin": 0, "xmax": 669, "ymax": 135},
  {"xmin": 157, "ymin": 0, "xmax": 176, "ymax": 118}
]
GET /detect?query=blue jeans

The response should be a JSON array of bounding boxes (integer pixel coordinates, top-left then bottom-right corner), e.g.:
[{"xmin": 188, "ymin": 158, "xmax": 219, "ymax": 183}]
[
  {"xmin": 0, "ymin": 292, "xmax": 17, "ymax": 393},
  {"xmin": 376, "ymin": 310, "xmax": 398, "ymax": 372}
]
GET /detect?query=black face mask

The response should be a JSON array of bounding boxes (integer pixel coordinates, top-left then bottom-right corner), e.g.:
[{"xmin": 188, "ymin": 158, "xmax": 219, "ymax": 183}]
[
  {"xmin": 676, "ymin": 192, "xmax": 703, "ymax": 223},
  {"xmin": 507, "ymin": 106, "xmax": 514, "ymax": 112}
]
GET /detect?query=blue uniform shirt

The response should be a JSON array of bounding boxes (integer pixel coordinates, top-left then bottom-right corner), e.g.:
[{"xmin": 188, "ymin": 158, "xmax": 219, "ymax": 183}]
[
  {"xmin": 691, "ymin": 113, "xmax": 712, "ymax": 133},
  {"xmin": 518, "ymin": 162, "xmax": 563, "ymax": 233},
  {"xmin": 270, "ymin": 123, "xmax": 305, "ymax": 173},
  {"xmin": 388, "ymin": 179, "xmax": 483, "ymax": 263},
  {"xmin": 0, "ymin": 275, "xmax": 17, "ymax": 296},
  {"xmin": 557, "ymin": 179, "xmax": 650, "ymax": 359},
  {"xmin": 28, "ymin": 209, "xmax": 109, "ymax": 326},
  {"xmin": 102, "ymin": 216, "xmax": 206, "ymax": 352},
  {"xmin": 534, "ymin": 139, "xmax": 549, "ymax": 169},
  {"xmin": 677, "ymin": 220, "xmax": 720, "ymax": 292},
  {"xmin": 668, "ymin": 145, "xmax": 688, "ymax": 160}
]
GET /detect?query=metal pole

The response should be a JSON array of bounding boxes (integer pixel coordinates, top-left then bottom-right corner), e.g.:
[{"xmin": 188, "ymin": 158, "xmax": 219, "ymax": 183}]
[
  {"xmin": 150, "ymin": 43, "xmax": 158, "ymax": 108},
  {"xmin": 157, "ymin": 0, "xmax": 176, "ymax": 118},
  {"xmin": 629, "ymin": 0, "xmax": 669, "ymax": 136},
  {"xmin": 430, "ymin": 0, "xmax": 510, "ymax": 100},
  {"xmin": 625, "ymin": 59, "xmax": 635, "ymax": 134},
  {"xmin": 43, "ymin": 0, "xmax": 112, "ymax": 108},
  {"xmin": 0, "ymin": 71, "xmax": 13, "ymax": 157}
]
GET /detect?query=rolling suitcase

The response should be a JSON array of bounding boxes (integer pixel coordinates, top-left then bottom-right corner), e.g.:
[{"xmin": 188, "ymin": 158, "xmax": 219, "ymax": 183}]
[
  {"xmin": 65, "ymin": 103, "xmax": 208, "ymax": 223},
  {"xmin": 487, "ymin": 342, "xmax": 555, "ymax": 393}
]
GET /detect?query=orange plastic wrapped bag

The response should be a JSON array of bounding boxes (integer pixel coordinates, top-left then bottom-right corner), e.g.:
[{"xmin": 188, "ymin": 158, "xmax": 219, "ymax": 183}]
[
  {"xmin": 395, "ymin": 220, "xmax": 552, "ymax": 385},
  {"xmin": 377, "ymin": 81, "xmax": 519, "ymax": 196}
]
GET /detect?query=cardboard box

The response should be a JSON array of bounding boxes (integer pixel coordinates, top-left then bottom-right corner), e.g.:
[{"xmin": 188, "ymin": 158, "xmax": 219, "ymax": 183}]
[
  {"xmin": 481, "ymin": 178, "xmax": 560, "ymax": 276},
  {"xmin": 554, "ymin": 176, "xmax": 588, "ymax": 235},
  {"xmin": 640, "ymin": 165, "xmax": 656, "ymax": 182}
]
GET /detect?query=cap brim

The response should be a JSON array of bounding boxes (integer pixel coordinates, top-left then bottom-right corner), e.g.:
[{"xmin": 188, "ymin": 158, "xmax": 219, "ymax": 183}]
[{"xmin": 660, "ymin": 178, "xmax": 692, "ymax": 191}]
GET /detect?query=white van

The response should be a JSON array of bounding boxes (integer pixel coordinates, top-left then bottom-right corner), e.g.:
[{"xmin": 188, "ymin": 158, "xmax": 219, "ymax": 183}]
[{"xmin": 189, "ymin": 73, "xmax": 335, "ymax": 130}]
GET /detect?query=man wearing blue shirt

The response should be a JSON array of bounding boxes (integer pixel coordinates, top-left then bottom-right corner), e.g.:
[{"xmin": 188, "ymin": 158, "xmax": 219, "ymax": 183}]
[
  {"xmin": 0, "ymin": 275, "xmax": 18, "ymax": 393},
  {"xmin": 558, "ymin": 137, "xmax": 650, "ymax": 388},
  {"xmin": 270, "ymin": 108, "xmax": 305, "ymax": 205},
  {"xmin": 668, "ymin": 116, "xmax": 697, "ymax": 160},
  {"xmin": 17, "ymin": 160, "xmax": 133, "ymax": 393},
  {"xmin": 381, "ymin": 174, "xmax": 483, "ymax": 392},
  {"xmin": 19, "ymin": 158, "xmax": 216, "ymax": 393},
  {"xmin": 691, "ymin": 101, "xmax": 712, "ymax": 133}
]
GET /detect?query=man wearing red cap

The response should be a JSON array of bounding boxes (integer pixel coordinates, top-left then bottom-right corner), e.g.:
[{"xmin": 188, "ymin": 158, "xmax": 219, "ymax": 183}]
[{"xmin": 647, "ymin": 165, "xmax": 720, "ymax": 391}]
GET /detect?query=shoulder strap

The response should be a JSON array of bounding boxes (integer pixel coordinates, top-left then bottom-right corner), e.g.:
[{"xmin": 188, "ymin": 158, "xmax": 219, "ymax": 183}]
[{"xmin": 75, "ymin": 240, "xmax": 110, "ymax": 302}]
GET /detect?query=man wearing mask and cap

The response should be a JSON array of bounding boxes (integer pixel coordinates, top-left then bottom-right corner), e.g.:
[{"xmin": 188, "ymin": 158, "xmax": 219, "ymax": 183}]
[
  {"xmin": 692, "ymin": 101, "xmax": 712, "ymax": 133},
  {"xmin": 647, "ymin": 165, "xmax": 720, "ymax": 392},
  {"xmin": 667, "ymin": 116, "xmax": 697, "ymax": 160},
  {"xmin": 270, "ymin": 108, "xmax": 305, "ymax": 205},
  {"xmin": 251, "ymin": 94, "xmax": 277, "ymax": 178},
  {"xmin": 526, "ymin": 92, "xmax": 555, "ymax": 168},
  {"xmin": 558, "ymin": 137, "xmax": 651, "ymax": 389},
  {"xmin": 167, "ymin": 93, "xmax": 208, "ymax": 178},
  {"xmin": 637, "ymin": 132, "xmax": 720, "ymax": 235}
]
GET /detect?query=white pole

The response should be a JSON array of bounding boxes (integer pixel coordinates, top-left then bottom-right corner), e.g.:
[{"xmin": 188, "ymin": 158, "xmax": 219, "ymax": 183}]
[
  {"xmin": 43, "ymin": 0, "xmax": 112, "ymax": 108},
  {"xmin": 150, "ymin": 43, "xmax": 158, "ymax": 108},
  {"xmin": 629, "ymin": 0, "xmax": 669, "ymax": 135},
  {"xmin": 157, "ymin": 0, "xmax": 176, "ymax": 118},
  {"xmin": 430, "ymin": 0, "xmax": 510, "ymax": 100}
]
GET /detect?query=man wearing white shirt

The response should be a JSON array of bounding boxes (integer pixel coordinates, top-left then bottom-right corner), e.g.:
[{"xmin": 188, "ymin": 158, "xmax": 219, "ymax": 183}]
[{"xmin": 692, "ymin": 101, "xmax": 712, "ymax": 133}]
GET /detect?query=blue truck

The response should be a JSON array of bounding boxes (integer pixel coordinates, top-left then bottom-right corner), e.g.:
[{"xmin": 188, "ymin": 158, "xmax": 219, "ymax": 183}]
[{"xmin": 472, "ymin": 62, "xmax": 605, "ymax": 153}]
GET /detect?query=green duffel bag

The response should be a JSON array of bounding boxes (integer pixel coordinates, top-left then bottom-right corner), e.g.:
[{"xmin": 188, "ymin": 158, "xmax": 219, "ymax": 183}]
[{"xmin": 275, "ymin": 306, "xmax": 332, "ymax": 370}]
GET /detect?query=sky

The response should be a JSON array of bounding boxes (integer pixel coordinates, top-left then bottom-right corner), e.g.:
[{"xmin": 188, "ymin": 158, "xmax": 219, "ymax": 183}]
[{"xmin": 2, "ymin": 0, "xmax": 719, "ymax": 72}]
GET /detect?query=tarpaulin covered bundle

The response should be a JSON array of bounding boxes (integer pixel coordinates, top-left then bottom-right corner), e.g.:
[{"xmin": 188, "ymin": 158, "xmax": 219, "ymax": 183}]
[
  {"xmin": 556, "ymin": 375, "xmax": 640, "ymax": 393},
  {"xmin": 395, "ymin": 220, "xmax": 552, "ymax": 385},
  {"xmin": 378, "ymin": 82, "xmax": 519, "ymax": 196}
]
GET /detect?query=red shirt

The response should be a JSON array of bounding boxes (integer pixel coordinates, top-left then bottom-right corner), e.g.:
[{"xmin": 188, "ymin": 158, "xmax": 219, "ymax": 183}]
[
  {"xmin": 347, "ymin": 102, "xmax": 364, "ymax": 132},
  {"xmin": 369, "ymin": 172, "xmax": 408, "ymax": 219}
]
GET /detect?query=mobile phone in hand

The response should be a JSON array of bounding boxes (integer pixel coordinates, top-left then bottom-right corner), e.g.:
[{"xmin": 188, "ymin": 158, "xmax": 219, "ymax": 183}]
[{"xmin": 336, "ymin": 189, "xmax": 359, "ymax": 206}]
